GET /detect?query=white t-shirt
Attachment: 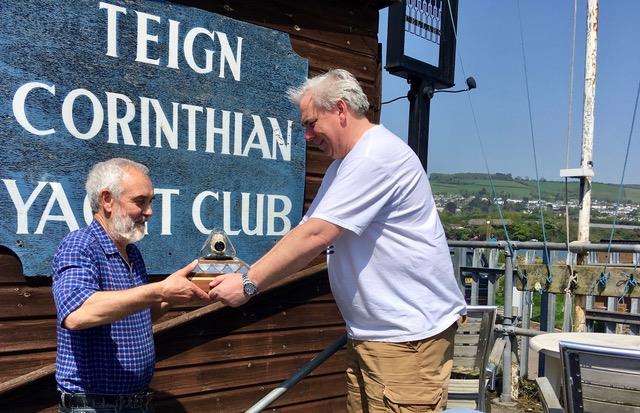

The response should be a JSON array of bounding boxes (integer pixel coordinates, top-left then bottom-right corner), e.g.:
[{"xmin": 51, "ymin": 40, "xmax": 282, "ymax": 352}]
[{"xmin": 304, "ymin": 125, "xmax": 466, "ymax": 342}]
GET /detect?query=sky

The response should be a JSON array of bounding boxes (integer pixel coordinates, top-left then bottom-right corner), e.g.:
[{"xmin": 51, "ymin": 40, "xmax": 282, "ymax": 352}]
[{"xmin": 378, "ymin": 1, "xmax": 640, "ymax": 185}]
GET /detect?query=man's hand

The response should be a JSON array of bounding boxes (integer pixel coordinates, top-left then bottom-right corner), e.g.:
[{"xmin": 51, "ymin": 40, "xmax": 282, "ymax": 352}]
[
  {"xmin": 208, "ymin": 273, "xmax": 248, "ymax": 307},
  {"xmin": 159, "ymin": 260, "xmax": 211, "ymax": 305}
]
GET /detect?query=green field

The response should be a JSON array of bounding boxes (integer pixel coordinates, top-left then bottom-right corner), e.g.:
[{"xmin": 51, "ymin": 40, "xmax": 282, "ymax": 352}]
[{"xmin": 430, "ymin": 173, "xmax": 640, "ymax": 203}]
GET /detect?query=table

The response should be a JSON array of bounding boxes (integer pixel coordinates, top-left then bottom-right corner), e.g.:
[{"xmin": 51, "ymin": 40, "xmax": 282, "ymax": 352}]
[{"xmin": 529, "ymin": 332, "xmax": 640, "ymax": 399}]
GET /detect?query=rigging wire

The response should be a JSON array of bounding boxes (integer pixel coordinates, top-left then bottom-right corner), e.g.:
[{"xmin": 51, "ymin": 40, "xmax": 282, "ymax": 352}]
[
  {"xmin": 516, "ymin": 0, "xmax": 552, "ymax": 282},
  {"xmin": 602, "ymin": 79, "xmax": 640, "ymax": 277},
  {"xmin": 444, "ymin": 0, "xmax": 514, "ymax": 254},
  {"xmin": 562, "ymin": 0, "xmax": 579, "ymax": 331}
]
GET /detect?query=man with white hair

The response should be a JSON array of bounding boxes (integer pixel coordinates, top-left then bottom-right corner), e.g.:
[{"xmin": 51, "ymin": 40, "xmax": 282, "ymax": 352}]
[
  {"xmin": 209, "ymin": 69, "xmax": 466, "ymax": 412},
  {"xmin": 52, "ymin": 157, "xmax": 209, "ymax": 413}
]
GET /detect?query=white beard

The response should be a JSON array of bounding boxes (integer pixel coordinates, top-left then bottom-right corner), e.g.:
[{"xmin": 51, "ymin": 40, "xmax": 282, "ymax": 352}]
[{"xmin": 111, "ymin": 210, "xmax": 146, "ymax": 245}]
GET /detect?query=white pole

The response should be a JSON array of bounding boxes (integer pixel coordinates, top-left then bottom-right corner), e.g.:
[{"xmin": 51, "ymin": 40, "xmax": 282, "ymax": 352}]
[
  {"xmin": 577, "ymin": 0, "xmax": 598, "ymax": 242},
  {"xmin": 575, "ymin": 0, "xmax": 598, "ymax": 332}
]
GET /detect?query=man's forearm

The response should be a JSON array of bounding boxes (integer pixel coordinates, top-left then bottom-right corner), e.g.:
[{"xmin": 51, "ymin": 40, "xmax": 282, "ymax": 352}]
[
  {"xmin": 249, "ymin": 218, "xmax": 342, "ymax": 290},
  {"xmin": 63, "ymin": 283, "xmax": 162, "ymax": 330}
]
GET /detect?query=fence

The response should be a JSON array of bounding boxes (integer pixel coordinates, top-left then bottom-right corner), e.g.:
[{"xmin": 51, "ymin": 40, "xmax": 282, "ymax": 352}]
[{"xmin": 448, "ymin": 240, "xmax": 640, "ymax": 403}]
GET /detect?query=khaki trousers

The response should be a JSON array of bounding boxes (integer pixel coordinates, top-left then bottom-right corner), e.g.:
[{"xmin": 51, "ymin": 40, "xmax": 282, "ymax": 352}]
[{"xmin": 346, "ymin": 322, "xmax": 457, "ymax": 413}]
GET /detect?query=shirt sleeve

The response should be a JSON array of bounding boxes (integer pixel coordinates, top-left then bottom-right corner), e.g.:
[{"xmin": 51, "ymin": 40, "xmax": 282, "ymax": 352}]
[
  {"xmin": 309, "ymin": 156, "xmax": 396, "ymax": 235},
  {"xmin": 51, "ymin": 239, "xmax": 100, "ymax": 328}
]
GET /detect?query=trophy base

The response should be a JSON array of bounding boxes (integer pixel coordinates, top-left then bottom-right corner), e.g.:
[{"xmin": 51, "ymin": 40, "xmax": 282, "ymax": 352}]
[
  {"xmin": 190, "ymin": 257, "xmax": 249, "ymax": 291},
  {"xmin": 189, "ymin": 274, "xmax": 221, "ymax": 291}
]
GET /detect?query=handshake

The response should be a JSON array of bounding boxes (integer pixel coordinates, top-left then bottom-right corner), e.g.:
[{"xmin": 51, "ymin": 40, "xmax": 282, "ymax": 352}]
[{"xmin": 159, "ymin": 229, "xmax": 253, "ymax": 308}]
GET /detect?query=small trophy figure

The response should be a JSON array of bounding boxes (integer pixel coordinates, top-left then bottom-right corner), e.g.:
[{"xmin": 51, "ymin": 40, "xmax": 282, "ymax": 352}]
[{"xmin": 190, "ymin": 228, "xmax": 249, "ymax": 291}]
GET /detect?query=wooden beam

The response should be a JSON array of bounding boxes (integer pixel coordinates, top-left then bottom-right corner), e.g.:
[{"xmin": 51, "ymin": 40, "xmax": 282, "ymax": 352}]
[{"xmin": 515, "ymin": 264, "xmax": 640, "ymax": 298}]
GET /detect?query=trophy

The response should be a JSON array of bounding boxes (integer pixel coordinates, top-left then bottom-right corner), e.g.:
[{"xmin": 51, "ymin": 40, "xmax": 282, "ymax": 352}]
[{"xmin": 190, "ymin": 228, "xmax": 250, "ymax": 291}]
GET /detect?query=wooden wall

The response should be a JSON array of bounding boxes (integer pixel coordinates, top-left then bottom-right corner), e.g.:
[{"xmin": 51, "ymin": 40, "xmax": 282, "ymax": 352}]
[{"xmin": 0, "ymin": 1, "xmax": 388, "ymax": 411}]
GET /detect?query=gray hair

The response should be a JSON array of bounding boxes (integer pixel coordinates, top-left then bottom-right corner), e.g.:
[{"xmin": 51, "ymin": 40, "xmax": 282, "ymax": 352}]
[
  {"xmin": 86, "ymin": 158, "xmax": 149, "ymax": 213},
  {"xmin": 287, "ymin": 69, "xmax": 370, "ymax": 117}
]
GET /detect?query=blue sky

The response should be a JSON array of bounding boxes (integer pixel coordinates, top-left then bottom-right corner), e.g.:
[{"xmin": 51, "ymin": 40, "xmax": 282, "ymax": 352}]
[{"xmin": 378, "ymin": 1, "xmax": 640, "ymax": 185}]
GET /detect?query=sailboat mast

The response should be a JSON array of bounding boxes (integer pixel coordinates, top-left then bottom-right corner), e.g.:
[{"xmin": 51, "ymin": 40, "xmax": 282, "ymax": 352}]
[
  {"xmin": 574, "ymin": 0, "xmax": 598, "ymax": 332},
  {"xmin": 577, "ymin": 0, "xmax": 598, "ymax": 243}
]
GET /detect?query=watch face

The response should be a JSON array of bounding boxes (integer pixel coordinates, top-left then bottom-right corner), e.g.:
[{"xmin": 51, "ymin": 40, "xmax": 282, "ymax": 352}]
[{"xmin": 243, "ymin": 282, "xmax": 258, "ymax": 296}]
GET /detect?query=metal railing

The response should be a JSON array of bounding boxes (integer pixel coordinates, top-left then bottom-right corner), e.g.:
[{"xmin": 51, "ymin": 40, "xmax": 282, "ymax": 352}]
[{"xmin": 449, "ymin": 239, "xmax": 640, "ymax": 404}]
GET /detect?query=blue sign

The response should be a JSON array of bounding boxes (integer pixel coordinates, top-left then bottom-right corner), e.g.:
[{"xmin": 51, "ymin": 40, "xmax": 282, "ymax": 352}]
[{"xmin": 0, "ymin": 0, "xmax": 308, "ymax": 275}]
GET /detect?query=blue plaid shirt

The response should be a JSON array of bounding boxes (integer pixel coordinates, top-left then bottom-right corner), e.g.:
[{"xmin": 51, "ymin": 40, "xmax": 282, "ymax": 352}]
[{"xmin": 52, "ymin": 220, "xmax": 155, "ymax": 394}]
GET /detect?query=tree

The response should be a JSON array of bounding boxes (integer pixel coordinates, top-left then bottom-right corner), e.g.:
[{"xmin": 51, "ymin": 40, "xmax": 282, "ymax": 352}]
[{"xmin": 445, "ymin": 201, "xmax": 458, "ymax": 214}]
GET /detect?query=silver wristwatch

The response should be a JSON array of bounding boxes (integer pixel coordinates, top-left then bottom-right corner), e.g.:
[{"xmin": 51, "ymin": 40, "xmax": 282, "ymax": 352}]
[{"xmin": 242, "ymin": 273, "xmax": 258, "ymax": 297}]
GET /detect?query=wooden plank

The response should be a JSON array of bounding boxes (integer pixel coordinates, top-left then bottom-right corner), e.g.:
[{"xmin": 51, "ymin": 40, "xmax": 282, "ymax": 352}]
[
  {"xmin": 155, "ymin": 300, "xmax": 344, "ymax": 342},
  {"xmin": 447, "ymin": 399, "xmax": 478, "ymax": 409},
  {"xmin": 155, "ymin": 326, "xmax": 347, "ymax": 369},
  {"xmin": 156, "ymin": 303, "xmax": 344, "ymax": 345},
  {"xmin": 0, "ymin": 318, "xmax": 56, "ymax": 352},
  {"xmin": 0, "ymin": 250, "xmax": 24, "ymax": 284},
  {"xmin": 151, "ymin": 350, "xmax": 346, "ymax": 396},
  {"xmin": 291, "ymin": 39, "xmax": 378, "ymax": 83},
  {"xmin": 191, "ymin": 0, "xmax": 382, "ymax": 39},
  {"xmin": 0, "ymin": 351, "xmax": 55, "ymax": 383},
  {"xmin": 449, "ymin": 378, "xmax": 480, "ymax": 394},
  {"xmin": 583, "ymin": 399, "xmax": 640, "ymax": 413},
  {"xmin": 152, "ymin": 372, "xmax": 347, "ymax": 413},
  {"xmin": 457, "ymin": 323, "xmax": 482, "ymax": 334},
  {"xmin": 516, "ymin": 264, "xmax": 640, "ymax": 297},
  {"xmin": 452, "ymin": 357, "xmax": 477, "ymax": 371},
  {"xmin": 0, "ymin": 286, "xmax": 55, "ymax": 319},
  {"xmin": 305, "ymin": 176, "xmax": 323, "ymax": 201},
  {"xmin": 585, "ymin": 308, "xmax": 640, "ymax": 326},
  {"xmin": 306, "ymin": 148, "xmax": 331, "ymax": 176},
  {"xmin": 581, "ymin": 366, "xmax": 640, "ymax": 390},
  {"xmin": 453, "ymin": 346, "xmax": 479, "ymax": 358},
  {"xmin": 0, "ymin": 363, "xmax": 56, "ymax": 400},
  {"xmin": 582, "ymin": 384, "xmax": 640, "ymax": 408},
  {"xmin": 535, "ymin": 377, "xmax": 564, "ymax": 413},
  {"xmin": 454, "ymin": 334, "xmax": 480, "ymax": 345}
]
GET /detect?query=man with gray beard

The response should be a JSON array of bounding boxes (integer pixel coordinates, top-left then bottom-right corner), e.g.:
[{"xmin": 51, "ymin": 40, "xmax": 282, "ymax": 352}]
[{"xmin": 52, "ymin": 158, "xmax": 209, "ymax": 413}]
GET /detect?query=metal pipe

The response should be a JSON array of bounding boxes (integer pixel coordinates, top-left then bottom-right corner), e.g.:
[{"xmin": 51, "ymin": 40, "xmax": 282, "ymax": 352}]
[
  {"xmin": 448, "ymin": 240, "xmax": 640, "ymax": 253},
  {"xmin": 495, "ymin": 324, "xmax": 547, "ymax": 338},
  {"xmin": 519, "ymin": 292, "xmax": 532, "ymax": 378},
  {"xmin": 245, "ymin": 334, "xmax": 348, "ymax": 413},
  {"xmin": 407, "ymin": 77, "xmax": 433, "ymax": 171},
  {"xmin": 500, "ymin": 246, "xmax": 514, "ymax": 403}
]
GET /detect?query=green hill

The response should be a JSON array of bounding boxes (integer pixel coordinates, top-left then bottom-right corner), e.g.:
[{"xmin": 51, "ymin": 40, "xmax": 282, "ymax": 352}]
[{"xmin": 429, "ymin": 173, "xmax": 640, "ymax": 203}]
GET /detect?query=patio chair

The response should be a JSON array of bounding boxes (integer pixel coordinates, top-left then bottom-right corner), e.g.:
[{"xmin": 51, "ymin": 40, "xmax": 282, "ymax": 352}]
[
  {"xmin": 536, "ymin": 340, "xmax": 640, "ymax": 413},
  {"xmin": 447, "ymin": 305, "xmax": 506, "ymax": 412}
]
